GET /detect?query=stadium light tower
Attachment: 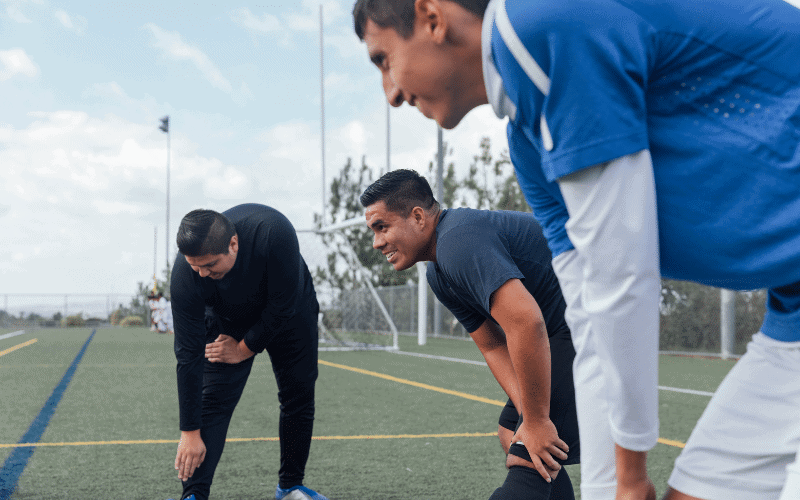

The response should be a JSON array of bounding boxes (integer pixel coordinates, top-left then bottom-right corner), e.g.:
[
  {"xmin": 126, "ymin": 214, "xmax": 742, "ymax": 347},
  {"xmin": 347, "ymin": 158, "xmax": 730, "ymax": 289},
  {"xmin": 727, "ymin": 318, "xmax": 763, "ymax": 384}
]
[{"xmin": 159, "ymin": 115, "xmax": 170, "ymax": 273}]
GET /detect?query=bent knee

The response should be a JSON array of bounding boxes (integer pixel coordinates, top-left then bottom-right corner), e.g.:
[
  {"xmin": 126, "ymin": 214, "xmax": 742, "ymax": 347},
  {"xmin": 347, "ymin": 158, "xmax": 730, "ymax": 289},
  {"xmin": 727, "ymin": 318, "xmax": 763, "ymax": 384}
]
[{"xmin": 498, "ymin": 425, "xmax": 514, "ymax": 455}]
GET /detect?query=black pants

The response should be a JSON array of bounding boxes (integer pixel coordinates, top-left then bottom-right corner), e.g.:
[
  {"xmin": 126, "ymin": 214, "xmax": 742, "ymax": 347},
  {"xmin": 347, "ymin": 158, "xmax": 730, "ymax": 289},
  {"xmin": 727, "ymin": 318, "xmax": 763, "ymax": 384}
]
[
  {"xmin": 182, "ymin": 309, "xmax": 319, "ymax": 500},
  {"xmin": 491, "ymin": 328, "xmax": 580, "ymax": 500}
]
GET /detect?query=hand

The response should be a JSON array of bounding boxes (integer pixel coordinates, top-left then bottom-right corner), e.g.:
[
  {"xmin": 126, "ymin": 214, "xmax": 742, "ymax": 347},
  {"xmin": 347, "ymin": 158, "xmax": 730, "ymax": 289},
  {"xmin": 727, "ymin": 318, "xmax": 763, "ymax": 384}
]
[
  {"xmin": 175, "ymin": 430, "xmax": 206, "ymax": 482},
  {"xmin": 512, "ymin": 418, "xmax": 569, "ymax": 482},
  {"xmin": 204, "ymin": 334, "xmax": 254, "ymax": 364}
]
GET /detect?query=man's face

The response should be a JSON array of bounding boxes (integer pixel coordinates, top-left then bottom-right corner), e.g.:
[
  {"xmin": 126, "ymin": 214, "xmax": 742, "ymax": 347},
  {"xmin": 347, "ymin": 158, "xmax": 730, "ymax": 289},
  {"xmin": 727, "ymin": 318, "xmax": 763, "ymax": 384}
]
[
  {"xmin": 362, "ymin": 18, "xmax": 471, "ymax": 129},
  {"xmin": 184, "ymin": 235, "xmax": 238, "ymax": 280},
  {"xmin": 365, "ymin": 201, "xmax": 428, "ymax": 271}
]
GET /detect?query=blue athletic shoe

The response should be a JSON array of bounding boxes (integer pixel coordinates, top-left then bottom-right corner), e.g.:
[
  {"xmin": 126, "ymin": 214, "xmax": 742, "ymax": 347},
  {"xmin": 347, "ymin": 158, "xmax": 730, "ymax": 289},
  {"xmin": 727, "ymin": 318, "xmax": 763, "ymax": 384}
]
[
  {"xmin": 165, "ymin": 495, "xmax": 195, "ymax": 500},
  {"xmin": 275, "ymin": 484, "xmax": 329, "ymax": 500}
]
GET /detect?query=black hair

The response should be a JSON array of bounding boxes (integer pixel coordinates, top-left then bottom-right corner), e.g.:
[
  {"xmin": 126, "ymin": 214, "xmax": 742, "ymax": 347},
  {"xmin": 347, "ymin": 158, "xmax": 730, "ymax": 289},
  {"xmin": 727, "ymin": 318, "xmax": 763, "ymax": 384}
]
[
  {"xmin": 353, "ymin": 0, "xmax": 490, "ymax": 40},
  {"xmin": 176, "ymin": 209, "xmax": 237, "ymax": 257},
  {"xmin": 360, "ymin": 169, "xmax": 439, "ymax": 215}
]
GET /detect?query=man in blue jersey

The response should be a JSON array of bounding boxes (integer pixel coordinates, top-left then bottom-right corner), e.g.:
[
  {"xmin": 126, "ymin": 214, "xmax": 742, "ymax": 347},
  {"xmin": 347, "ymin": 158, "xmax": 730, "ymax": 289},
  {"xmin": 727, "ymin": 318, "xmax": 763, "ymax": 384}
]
[
  {"xmin": 352, "ymin": 1, "xmax": 800, "ymax": 500},
  {"xmin": 361, "ymin": 169, "xmax": 580, "ymax": 500}
]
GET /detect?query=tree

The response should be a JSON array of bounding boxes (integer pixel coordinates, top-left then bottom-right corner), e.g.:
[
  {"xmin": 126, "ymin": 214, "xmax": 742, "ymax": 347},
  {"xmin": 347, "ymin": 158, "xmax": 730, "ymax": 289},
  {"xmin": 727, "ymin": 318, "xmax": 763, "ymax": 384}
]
[{"xmin": 460, "ymin": 137, "xmax": 530, "ymax": 212}]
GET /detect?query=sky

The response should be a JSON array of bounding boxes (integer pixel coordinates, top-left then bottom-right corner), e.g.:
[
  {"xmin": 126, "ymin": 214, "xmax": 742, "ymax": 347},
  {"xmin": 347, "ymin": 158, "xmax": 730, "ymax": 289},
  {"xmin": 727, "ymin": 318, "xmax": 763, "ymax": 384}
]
[{"xmin": 0, "ymin": 0, "xmax": 509, "ymax": 298}]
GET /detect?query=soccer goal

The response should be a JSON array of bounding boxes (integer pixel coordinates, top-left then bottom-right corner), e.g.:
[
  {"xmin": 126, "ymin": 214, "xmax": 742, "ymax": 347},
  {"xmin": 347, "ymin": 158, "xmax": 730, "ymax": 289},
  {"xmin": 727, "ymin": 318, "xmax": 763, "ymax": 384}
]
[{"xmin": 297, "ymin": 217, "xmax": 400, "ymax": 351}]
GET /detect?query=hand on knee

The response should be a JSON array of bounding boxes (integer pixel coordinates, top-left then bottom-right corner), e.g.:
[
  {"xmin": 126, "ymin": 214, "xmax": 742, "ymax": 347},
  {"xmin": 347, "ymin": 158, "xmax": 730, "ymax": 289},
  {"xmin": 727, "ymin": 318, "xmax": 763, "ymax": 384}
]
[{"xmin": 506, "ymin": 453, "xmax": 560, "ymax": 481}]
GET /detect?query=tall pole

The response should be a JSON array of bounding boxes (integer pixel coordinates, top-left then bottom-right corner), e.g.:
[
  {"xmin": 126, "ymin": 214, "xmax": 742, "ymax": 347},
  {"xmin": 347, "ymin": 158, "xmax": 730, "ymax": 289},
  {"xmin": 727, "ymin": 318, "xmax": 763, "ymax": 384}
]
[
  {"xmin": 153, "ymin": 226, "xmax": 158, "ymax": 293},
  {"xmin": 386, "ymin": 101, "xmax": 390, "ymax": 172},
  {"xmin": 433, "ymin": 126, "xmax": 444, "ymax": 337},
  {"xmin": 159, "ymin": 116, "xmax": 170, "ymax": 273},
  {"xmin": 166, "ymin": 129, "xmax": 170, "ymax": 271},
  {"xmin": 320, "ymin": 5, "xmax": 326, "ymax": 225}
]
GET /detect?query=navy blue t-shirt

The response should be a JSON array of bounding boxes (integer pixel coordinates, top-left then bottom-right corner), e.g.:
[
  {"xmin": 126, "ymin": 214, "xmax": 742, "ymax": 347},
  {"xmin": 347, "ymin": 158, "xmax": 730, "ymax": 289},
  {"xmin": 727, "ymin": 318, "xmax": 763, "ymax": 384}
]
[{"xmin": 427, "ymin": 208, "xmax": 568, "ymax": 336}]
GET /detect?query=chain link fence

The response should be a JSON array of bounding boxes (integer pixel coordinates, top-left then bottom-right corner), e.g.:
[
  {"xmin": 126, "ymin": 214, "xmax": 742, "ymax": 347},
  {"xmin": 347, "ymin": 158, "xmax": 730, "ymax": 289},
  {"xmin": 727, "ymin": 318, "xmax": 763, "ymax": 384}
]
[{"xmin": 0, "ymin": 294, "xmax": 138, "ymax": 328}]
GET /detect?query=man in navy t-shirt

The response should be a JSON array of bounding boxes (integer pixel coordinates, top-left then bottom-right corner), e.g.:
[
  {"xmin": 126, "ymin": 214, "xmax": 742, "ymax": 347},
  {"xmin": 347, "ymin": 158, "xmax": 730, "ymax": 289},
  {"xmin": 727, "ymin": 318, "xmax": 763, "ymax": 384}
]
[{"xmin": 361, "ymin": 169, "xmax": 580, "ymax": 500}]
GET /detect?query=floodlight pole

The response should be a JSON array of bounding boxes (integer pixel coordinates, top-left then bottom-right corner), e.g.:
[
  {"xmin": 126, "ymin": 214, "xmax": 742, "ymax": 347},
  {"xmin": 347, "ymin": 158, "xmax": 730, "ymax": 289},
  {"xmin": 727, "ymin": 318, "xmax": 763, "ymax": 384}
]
[
  {"xmin": 165, "ymin": 127, "xmax": 170, "ymax": 272},
  {"xmin": 159, "ymin": 115, "xmax": 171, "ymax": 274}
]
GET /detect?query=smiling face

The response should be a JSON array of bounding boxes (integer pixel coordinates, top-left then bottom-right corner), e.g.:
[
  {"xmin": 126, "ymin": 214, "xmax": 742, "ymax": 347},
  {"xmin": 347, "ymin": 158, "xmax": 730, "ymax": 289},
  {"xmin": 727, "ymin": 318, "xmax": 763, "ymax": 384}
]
[
  {"xmin": 184, "ymin": 235, "xmax": 238, "ymax": 280},
  {"xmin": 361, "ymin": 1, "xmax": 488, "ymax": 129},
  {"xmin": 365, "ymin": 201, "xmax": 437, "ymax": 271}
]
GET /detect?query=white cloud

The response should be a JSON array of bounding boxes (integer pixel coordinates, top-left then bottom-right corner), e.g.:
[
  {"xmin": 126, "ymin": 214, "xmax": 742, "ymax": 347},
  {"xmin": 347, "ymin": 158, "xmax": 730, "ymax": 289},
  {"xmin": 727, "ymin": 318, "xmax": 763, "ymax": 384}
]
[
  {"xmin": 229, "ymin": 7, "xmax": 280, "ymax": 33},
  {"xmin": 54, "ymin": 9, "xmax": 87, "ymax": 35},
  {"xmin": 0, "ymin": 48, "xmax": 39, "ymax": 81},
  {"xmin": 144, "ymin": 23, "xmax": 233, "ymax": 94}
]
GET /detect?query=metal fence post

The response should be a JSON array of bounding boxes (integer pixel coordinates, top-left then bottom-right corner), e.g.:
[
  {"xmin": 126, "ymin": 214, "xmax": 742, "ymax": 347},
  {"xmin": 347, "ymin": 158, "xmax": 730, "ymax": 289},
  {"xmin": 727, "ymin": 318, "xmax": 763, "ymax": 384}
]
[{"xmin": 720, "ymin": 289, "xmax": 735, "ymax": 359}]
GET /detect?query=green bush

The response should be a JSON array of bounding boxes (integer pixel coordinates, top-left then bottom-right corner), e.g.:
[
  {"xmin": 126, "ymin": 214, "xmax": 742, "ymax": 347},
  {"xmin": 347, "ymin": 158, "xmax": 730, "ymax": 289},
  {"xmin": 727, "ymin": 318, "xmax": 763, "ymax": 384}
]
[
  {"xmin": 119, "ymin": 315, "xmax": 145, "ymax": 327},
  {"xmin": 61, "ymin": 314, "xmax": 86, "ymax": 327}
]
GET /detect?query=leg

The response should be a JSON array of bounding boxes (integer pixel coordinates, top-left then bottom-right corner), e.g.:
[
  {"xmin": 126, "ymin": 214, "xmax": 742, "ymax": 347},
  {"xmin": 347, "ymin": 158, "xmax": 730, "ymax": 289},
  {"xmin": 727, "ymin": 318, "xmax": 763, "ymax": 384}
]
[
  {"xmin": 498, "ymin": 399, "xmax": 519, "ymax": 455},
  {"xmin": 667, "ymin": 333, "xmax": 800, "ymax": 500},
  {"xmin": 181, "ymin": 357, "xmax": 254, "ymax": 500},
  {"xmin": 264, "ymin": 306, "xmax": 319, "ymax": 489},
  {"xmin": 553, "ymin": 250, "xmax": 618, "ymax": 500}
]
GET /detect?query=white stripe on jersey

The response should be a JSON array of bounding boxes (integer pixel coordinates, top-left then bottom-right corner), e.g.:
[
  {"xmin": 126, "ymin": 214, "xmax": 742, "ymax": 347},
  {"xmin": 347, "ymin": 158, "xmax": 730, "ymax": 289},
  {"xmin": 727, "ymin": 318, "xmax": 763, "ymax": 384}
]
[{"xmin": 495, "ymin": 0, "xmax": 551, "ymax": 96}]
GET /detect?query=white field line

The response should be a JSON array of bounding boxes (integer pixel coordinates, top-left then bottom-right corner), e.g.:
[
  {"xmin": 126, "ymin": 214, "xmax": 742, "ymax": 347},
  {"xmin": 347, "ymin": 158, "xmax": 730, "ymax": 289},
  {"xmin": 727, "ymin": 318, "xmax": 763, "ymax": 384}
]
[
  {"xmin": 392, "ymin": 349, "xmax": 715, "ymax": 396},
  {"xmin": 0, "ymin": 330, "xmax": 26, "ymax": 341}
]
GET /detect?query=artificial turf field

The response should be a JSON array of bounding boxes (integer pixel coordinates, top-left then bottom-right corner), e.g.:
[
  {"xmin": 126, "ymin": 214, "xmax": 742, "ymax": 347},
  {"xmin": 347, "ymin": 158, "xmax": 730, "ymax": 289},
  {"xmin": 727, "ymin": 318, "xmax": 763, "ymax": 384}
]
[{"xmin": 0, "ymin": 328, "xmax": 735, "ymax": 499}]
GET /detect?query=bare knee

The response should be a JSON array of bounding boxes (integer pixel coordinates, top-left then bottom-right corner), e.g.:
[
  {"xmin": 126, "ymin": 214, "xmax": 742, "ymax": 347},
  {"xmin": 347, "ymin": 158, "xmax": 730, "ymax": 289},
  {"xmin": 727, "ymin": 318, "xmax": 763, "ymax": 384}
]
[
  {"xmin": 506, "ymin": 453, "xmax": 560, "ymax": 481},
  {"xmin": 498, "ymin": 425, "xmax": 514, "ymax": 455}
]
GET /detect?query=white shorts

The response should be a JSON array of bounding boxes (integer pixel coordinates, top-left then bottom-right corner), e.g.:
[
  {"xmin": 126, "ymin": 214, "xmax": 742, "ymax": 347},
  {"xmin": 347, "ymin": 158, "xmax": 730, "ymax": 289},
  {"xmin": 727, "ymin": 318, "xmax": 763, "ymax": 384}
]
[{"xmin": 668, "ymin": 332, "xmax": 800, "ymax": 500}]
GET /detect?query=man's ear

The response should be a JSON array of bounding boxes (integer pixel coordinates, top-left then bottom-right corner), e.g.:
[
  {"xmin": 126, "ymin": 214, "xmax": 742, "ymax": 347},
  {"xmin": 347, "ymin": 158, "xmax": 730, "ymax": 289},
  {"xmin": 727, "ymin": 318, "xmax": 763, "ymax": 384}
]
[
  {"xmin": 411, "ymin": 206, "xmax": 430, "ymax": 228},
  {"xmin": 415, "ymin": 0, "xmax": 447, "ymax": 43},
  {"xmin": 229, "ymin": 234, "xmax": 239, "ymax": 254}
]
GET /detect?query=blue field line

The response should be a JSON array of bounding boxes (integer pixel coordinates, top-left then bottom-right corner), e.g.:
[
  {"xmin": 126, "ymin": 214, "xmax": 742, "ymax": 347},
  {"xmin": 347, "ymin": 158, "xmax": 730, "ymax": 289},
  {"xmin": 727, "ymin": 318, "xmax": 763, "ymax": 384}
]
[{"xmin": 0, "ymin": 329, "xmax": 96, "ymax": 500}]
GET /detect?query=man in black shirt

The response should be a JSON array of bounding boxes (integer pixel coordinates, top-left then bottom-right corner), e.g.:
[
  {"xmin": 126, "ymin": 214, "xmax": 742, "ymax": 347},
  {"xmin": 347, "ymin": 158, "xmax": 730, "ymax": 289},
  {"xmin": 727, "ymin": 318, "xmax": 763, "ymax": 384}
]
[
  {"xmin": 361, "ymin": 170, "xmax": 580, "ymax": 500},
  {"xmin": 169, "ymin": 204, "xmax": 328, "ymax": 500}
]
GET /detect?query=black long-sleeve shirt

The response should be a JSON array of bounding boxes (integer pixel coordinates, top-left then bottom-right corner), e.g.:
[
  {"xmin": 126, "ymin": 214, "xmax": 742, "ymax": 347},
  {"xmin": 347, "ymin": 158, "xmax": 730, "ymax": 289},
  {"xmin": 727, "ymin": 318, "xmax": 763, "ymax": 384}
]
[{"xmin": 171, "ymin": 203, "xmax": 318, "ymax": 431}]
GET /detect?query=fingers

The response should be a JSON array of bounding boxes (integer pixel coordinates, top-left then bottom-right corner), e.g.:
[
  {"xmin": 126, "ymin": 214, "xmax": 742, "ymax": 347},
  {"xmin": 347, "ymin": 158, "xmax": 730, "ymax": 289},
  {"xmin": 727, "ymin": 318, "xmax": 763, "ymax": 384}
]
[
  {"xmin": 175, "ymin": 450, "xmax": 205, "ymax": 482},
  {"xmin": 531, "ymin": 456, "xmax": 553, "ymax": 483},
  {"xmin": 551, "ymin": 438, "xmax": 569, "ymax": 460}
]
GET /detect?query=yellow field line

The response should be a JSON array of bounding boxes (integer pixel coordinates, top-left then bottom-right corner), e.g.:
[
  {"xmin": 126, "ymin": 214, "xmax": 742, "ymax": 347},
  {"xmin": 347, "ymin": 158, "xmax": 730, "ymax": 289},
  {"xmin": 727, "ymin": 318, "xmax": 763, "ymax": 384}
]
[
  {"xmin": 318, "ymin": 359, "xmax": 506, "ymax": 407},
  {"xmin": 0, "ymin": 432, "xmax": 498, "ymax": 449},
  {"xmin": 0, "ymin": 338, "xmax": 37, "ymax": 358},
  {"xmin": 319, "ymin": 359, "xmax": 687, "ymax": 449},
  {"xmin": 657, "ymin": 438, "xmax": 685, "ymax": 448}
]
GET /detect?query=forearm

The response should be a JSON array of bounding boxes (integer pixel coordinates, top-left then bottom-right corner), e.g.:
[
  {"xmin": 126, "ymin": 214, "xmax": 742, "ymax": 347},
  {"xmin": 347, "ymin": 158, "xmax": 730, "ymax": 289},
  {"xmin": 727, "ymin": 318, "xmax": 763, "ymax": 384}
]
[
  {"xmin": 506, "ymin": 322, "xmax": 551, "ymax": 422},
  {"xmin": 481, "ymin": 345, "xmax": 522, "ymax": 411}
]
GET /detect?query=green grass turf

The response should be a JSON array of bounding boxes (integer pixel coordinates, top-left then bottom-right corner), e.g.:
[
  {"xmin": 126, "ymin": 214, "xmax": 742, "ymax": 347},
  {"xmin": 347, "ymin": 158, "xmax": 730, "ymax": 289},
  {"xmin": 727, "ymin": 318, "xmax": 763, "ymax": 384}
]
[{"xmin": 0, "ymin": 327, "xmax": 735, "ymax": 499}]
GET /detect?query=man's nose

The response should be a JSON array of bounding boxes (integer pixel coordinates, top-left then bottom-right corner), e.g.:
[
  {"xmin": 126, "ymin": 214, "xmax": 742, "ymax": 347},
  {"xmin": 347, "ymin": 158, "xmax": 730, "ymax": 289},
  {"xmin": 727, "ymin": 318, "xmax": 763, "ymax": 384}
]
[
  {"xmin": 198, "ymin": 268, "xmax": 210, "ymax": 277},
  {"xmin": 383, "ymin": 74, "xmax": 404, "ymax": 107}
]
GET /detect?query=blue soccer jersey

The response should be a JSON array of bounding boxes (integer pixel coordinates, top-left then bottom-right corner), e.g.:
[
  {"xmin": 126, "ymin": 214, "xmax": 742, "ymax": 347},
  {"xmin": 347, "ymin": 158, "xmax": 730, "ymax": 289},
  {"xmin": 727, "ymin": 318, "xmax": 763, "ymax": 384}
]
[{"xmin": 482, "ymin": 0, "xmax": 800, "ymax": 340}]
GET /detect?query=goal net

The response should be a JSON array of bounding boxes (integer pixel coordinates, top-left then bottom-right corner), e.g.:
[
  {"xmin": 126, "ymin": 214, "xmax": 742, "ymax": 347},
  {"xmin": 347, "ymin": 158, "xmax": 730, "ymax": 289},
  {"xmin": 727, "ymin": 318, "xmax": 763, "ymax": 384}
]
[{"xmin": 297, "ymin": 217, "xmax": 400, "ymax": 351}]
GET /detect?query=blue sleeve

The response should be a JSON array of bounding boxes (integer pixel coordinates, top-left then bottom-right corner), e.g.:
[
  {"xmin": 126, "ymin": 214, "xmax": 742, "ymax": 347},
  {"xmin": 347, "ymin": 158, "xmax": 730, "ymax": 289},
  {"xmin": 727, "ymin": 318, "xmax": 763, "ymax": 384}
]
[
  {"xmin": 497, "ymin": 0, "xmax": 652, "ymax": 181},
  {"xmin": 436, "ymin": 224, "xmax": 524, "ymax": 326},
  {"xmin": 507, "ymin": 124, "xmax": 574, "ymax": 257}
]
